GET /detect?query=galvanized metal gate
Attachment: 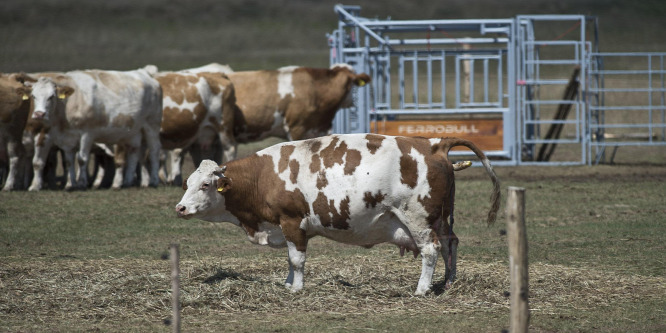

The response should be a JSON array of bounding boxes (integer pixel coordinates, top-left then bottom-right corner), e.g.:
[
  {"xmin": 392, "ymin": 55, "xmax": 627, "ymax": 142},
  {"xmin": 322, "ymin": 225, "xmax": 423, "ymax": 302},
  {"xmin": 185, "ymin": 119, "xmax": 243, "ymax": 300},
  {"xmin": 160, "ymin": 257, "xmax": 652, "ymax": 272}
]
[{"xmin": 328, "ymin": 5, "xmax": 666, "ymax": 165}]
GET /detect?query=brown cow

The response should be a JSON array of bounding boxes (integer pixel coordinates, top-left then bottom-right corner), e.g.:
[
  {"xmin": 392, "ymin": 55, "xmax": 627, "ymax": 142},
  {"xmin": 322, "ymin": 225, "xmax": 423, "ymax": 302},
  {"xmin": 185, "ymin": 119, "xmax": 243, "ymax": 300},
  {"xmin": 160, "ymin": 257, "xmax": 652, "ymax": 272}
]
[
  {"xmin": 228, "ymin": 64, "xmax": 371, "ymax": 142},
  {"xmin": 154, "ymin": 71, "xmax": 239, "ymax": 185},
  {"xmin": 0, "ymin": 74, "xmax": 31, "ymax": 191}
]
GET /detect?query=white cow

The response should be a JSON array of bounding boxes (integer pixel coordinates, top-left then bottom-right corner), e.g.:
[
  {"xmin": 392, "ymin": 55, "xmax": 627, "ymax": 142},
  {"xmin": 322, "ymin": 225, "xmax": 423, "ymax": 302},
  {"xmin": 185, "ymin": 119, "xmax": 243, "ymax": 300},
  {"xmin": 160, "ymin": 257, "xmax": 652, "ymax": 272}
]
[
  {"xmin": 27, "ymin": 67, "xmax": 162, "ymax": 190},
  {"xmin": 176, "ymin": 134, "xmax": 500, "ymax": 295}
]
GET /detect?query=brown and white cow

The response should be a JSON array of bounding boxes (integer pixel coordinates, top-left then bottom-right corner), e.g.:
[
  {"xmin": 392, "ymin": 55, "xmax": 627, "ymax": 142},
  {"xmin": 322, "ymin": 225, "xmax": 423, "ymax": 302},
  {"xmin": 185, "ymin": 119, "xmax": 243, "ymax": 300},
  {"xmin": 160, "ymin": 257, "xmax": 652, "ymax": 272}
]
[
  {"xmin": 228, "ymin": 64, "xmax": 371, "ymax": 142},
  {"xmin": 155, "ymin": 71, "xmax": 239, "ymax": 185},
  {"xmin": 27, "ymin": 67, "xmax": 162, "ymax": 190},
  {"xmin": 176, "ymin": 134, "xmax": 500, "ymax": 295},
  {"xmin": 0, "ymin": 74, "xmax": 31, "ymax": 191}
]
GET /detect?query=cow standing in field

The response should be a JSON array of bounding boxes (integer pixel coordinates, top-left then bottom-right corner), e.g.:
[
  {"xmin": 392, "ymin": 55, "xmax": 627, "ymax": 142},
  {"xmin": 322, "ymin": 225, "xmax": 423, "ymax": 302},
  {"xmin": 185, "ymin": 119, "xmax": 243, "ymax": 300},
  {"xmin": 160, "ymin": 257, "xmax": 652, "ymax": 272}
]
[
  {"xmin": 154, "ymin": 70, "xmax": 239, "ymax": 185},
  {"xmin": 176, "ymin": 134, "xmax": 500, "ymax": 295},
  {"xmin": 27, "ymin": 67, "xmax": 163, "ymax": 190},
  {"xmin": 228, "ymin": 64, "xmax": 371, "ymax": 142},
  {"xmin": 0, "ymin": 74, "xmax": 31, "ymax": 191}
]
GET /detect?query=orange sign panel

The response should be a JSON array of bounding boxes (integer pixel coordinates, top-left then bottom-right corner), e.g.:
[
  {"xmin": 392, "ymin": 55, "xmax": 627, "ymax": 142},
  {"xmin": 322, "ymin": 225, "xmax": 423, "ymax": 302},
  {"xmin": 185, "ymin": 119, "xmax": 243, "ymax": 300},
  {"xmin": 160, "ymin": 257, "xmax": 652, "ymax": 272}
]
[{"xmin": 370, "ymin": 119, "xmax": 503, "ymax": 151}]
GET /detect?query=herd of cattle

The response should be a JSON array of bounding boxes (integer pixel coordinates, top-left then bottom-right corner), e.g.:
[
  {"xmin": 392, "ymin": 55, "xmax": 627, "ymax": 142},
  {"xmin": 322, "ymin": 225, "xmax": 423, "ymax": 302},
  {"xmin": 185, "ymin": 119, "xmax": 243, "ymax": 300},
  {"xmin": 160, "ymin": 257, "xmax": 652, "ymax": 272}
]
[
  {"xmin": 1, "ymin": 61, "xmax": 503, "ymax": 294},
  {"xmin": 0, "ymin": 63, "xmax": 371, "ymax": 191}
]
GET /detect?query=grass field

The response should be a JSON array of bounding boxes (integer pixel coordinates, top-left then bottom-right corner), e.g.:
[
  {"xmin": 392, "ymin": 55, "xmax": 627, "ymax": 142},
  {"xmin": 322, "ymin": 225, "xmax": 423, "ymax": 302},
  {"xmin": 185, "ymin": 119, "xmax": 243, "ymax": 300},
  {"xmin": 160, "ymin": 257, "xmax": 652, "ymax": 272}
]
[
  {"xmin": 1, "ymin": 162, "xmax": 665, "ymax": 332},
  {"xmin": 2, "ymin": 1, "xmax": 666, "ymax": 331}
]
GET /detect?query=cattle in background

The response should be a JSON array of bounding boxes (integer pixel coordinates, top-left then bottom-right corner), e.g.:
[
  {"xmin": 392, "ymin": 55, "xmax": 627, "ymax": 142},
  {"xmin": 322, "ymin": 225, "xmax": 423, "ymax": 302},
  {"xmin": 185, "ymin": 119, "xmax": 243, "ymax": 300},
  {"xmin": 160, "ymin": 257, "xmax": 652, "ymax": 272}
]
[
  {"xmin": 27, "ymin": 66, "xmax": 163, "ymax": 190},
  {"xmin": 176, "ymin": 134, "xmax": 500, "ymax": 295},
  {"xmin": 154, "ymin": 71, "xmax": 239, "ymax": 185},
  {"xmin": 227, "ymin": 64, "xmax": 371, "ymax": 143},
  {"xmin": 0, "ymin": 74, "xmax": 31, "ymax": 191},
  {"xmin": 183, "ymin": 62, "xmax": 234, "ymax": 75}
]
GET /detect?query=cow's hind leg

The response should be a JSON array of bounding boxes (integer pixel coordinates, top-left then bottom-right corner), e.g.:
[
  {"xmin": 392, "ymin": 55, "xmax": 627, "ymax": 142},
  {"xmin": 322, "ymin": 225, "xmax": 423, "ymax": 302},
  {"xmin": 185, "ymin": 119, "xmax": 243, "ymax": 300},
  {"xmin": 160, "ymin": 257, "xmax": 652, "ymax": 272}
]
[
  {"xmin": 439, "ymin": 225, "xmax": 459, "ymax": 289},
  {"xmin": 415, "ymin": 233, "xmax": 442, "ymax": 296},
  {"xmin": 280, "ymin": 217, "xmax": 308, "ymax": 292}
]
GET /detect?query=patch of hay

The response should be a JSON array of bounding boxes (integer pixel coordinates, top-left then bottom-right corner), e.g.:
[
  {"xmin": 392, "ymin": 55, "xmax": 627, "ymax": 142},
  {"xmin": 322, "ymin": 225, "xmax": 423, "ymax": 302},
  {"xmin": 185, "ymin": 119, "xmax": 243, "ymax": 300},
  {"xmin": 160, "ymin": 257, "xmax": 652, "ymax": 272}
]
[{"xmin": 1, "ymin": 256, "xmax": 663, "ymax": 324}]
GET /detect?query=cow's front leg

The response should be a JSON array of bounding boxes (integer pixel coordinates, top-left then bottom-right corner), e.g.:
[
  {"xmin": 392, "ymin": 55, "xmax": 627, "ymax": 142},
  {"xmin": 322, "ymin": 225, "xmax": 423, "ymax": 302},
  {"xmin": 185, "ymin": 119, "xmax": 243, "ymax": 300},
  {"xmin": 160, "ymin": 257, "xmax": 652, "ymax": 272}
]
[
  {"xmin": 63, "ymin": 149, "xmax": 78, "ymax": 191},
  {"xmin": 281, "ymin": 218, "xmax": 308, "ymax": 292},
  {"xmin": 415, "ymin": 239, "xmax": 441, "ymax": 296},
  {"xmin": 76, "ymin": 134, "xmax": 95, "ymax": 189}
]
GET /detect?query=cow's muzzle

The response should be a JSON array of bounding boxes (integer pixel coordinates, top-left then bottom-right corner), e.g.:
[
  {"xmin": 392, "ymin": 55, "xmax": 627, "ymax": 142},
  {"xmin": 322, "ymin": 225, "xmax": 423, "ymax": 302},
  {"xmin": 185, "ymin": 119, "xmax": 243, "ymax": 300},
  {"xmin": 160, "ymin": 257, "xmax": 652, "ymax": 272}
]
[
  {"xmin": 175, "ymin": 204, "xmax": 190, "ymax": 218},
  {"xmin": 32, "ymin": 111, "xmax": 46, "ymax": 119}
]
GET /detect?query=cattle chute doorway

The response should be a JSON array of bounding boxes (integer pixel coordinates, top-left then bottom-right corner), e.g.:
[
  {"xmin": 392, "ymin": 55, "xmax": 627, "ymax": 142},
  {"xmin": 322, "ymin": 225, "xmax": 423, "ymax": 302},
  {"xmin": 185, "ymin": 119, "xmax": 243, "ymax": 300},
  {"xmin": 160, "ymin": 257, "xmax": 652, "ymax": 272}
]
[{"xmin": 328, "ymin": 5, "xmax": 514, "ymax": 163}]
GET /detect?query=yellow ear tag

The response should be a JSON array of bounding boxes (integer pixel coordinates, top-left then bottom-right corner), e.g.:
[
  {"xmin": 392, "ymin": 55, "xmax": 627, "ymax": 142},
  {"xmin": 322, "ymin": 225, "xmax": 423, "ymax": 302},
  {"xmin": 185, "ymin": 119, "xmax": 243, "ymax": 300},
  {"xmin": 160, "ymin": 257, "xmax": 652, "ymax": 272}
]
[
  {"xmin": 58, "ymin": 93, "xmax": 67, "ymax": 99},
  {"xmin": 358, "ymin": 80, "xmax": 366, "ymax": 87},
  {"xmin": 217, "ymin": 187, "xmax": 224, "ymax": 193},
  {"xmin": 22, "ymin": 94, "xmax": 30, "ymax": 101}
]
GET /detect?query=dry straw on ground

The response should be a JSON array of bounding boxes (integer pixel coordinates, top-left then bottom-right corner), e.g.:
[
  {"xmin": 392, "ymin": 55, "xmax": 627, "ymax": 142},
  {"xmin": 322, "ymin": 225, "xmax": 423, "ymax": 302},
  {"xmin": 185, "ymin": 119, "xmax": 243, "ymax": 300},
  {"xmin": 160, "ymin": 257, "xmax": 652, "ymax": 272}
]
[{"xmin": 1, "ymin": 254, "xmax": 663, "ymax": 324}]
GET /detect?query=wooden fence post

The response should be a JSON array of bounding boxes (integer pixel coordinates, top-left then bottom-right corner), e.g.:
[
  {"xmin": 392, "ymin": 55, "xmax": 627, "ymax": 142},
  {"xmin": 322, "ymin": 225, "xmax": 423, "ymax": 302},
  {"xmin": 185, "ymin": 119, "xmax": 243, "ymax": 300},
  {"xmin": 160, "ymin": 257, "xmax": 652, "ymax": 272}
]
[
  {"xmin": 507, "ymin": 187, "xmax": 529, "ymax": 333},
  {"xmin": 170, "ymin": 244, "xmax": 181, "ymax": 333}
]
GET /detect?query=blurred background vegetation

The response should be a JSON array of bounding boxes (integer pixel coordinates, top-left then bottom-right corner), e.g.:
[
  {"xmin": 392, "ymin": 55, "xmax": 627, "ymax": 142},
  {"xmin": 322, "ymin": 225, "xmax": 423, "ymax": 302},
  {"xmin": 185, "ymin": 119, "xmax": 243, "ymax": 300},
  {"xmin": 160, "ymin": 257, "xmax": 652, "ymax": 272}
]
[{"xmin": 1, "ymin": 0, "xmax": 665, "ymax": 73}]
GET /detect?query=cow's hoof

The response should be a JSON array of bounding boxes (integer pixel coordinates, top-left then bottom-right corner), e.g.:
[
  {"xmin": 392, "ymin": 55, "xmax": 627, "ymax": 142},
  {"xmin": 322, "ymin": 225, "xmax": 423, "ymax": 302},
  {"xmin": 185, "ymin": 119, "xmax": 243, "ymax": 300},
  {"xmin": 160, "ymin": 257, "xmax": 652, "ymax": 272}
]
[{"xmin": 414, "ymin": 287, "xmax": 431, "ymax": 296}]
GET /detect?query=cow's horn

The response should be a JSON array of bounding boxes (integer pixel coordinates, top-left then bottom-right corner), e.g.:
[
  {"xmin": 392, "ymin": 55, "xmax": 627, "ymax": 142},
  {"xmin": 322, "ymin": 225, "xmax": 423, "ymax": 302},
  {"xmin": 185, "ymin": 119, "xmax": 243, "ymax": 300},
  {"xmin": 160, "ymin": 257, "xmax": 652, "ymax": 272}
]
[{"xmin": 214, "ymin": 165, "xmax": 227, "ymax": 175}]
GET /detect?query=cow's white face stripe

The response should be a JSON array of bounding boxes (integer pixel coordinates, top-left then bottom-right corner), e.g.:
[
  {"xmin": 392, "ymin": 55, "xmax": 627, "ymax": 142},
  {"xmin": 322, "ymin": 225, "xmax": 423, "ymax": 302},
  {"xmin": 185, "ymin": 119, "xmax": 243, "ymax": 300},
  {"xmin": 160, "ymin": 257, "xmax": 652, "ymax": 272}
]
[{"xmin": 30, "ymin": 78, "xmax": 57, "ymax": 118}]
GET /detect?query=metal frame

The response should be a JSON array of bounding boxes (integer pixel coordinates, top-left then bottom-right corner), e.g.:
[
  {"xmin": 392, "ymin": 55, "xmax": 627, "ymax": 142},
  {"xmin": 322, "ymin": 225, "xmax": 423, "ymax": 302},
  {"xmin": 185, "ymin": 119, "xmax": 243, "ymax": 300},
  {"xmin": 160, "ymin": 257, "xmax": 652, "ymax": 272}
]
[
  {"xmin": 587, "ymin": 52, "xmax": 666, "ymax": 163},
  {"xmin": 328, "ymin": 5, "xmax": 666, "ymax": 165}
]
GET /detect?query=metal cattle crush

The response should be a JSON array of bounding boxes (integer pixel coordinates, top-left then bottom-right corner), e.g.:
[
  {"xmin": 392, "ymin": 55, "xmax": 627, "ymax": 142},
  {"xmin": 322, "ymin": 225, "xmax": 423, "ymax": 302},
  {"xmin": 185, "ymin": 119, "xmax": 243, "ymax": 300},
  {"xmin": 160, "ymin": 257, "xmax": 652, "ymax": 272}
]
[{"xmin": 327, "ymin": 5, "xmax": 666, "ymax": 165}]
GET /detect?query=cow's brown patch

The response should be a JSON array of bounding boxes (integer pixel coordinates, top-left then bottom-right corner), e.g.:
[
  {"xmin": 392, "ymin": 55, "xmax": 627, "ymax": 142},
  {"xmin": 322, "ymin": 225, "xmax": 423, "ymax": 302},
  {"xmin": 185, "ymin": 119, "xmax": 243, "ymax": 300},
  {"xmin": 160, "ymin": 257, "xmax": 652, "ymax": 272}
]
[
  {"xmin": 363, "ymin": 191, "xmax": 386, "ymax": 208},
  {"xmin": 309, "ymin": 154, "xmax": 321, "ymax": 173},
  {"xmin": 320, "ymin": 137, "xmax": 342, "ymax": 168},
  {"xmin": 365, "ymin": 134, "xmax": 385, "ymax": 154},
  {"xmin": 343, "ymin": 149, "xmax": 361, "ymax": 175},
  {"xmin": 110, "ymin": 114, "xmax": 135, "ymax": 128},
  {"xmin": 316, "ymin": 171, "xmax": 328, "ymax": 189},
  {"xmin": 217, "ymin": 154, "xmax": 309, "ymax": 241},
  {"xmin": 289, "ymin": 159, "xmax": 299, "ymax": 184},
  {"xmin": 309, "ymin": 140, "xmax": 322, "ymax": 153},
  {"xmin": 312, "ymin": 192, "xmax": 350, "ymax": 229},
  {"xmin": 396, "ymin": 138, "xmax": 419, "ymax": 188},
  {"xmin": 318, "ymin": 136, "xmax": 362, "ymax": 175},
  {"xmin": 279, "ymin": 145, "xmax": 295, "ymax": 173}
]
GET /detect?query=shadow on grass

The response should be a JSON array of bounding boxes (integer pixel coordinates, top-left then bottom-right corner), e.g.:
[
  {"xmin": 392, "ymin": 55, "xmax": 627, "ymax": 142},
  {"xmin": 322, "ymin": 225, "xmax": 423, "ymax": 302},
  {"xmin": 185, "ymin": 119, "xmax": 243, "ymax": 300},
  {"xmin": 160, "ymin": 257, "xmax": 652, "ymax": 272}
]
[{"xmin": 203, "ymin": 268, "xmax": 254, "ymax": 284}]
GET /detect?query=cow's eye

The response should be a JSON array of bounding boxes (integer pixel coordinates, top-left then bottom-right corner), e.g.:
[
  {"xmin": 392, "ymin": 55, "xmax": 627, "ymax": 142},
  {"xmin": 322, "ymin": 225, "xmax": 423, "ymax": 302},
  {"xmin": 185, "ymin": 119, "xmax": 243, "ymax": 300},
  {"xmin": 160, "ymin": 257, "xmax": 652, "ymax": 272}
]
[{"xmin": 201, "ymin": 182, "xmax": 210, "ymax": 190}]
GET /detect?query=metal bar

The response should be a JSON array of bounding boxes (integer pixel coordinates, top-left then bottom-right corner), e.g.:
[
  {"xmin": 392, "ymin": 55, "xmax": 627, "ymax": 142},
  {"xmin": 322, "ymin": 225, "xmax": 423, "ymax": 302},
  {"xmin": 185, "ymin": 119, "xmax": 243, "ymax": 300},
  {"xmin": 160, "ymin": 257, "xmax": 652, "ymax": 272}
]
[
  {"xmin": 412, "ymin": 52, "xmax": 419, "ymax": 109},
  {"xmin": 385, "ymin": 38, "xmax": 510, "ymax": 45},
  {"xmin": 590, "ymin": 123, "xmax": 666, "ymax": 129},
  {"xmin": 334, "ymin": 5, "xmax": 388, "ymax": 44},
  {"xmin": 427, "ymin": 54, "xmax": 433, "ymax": 108},
  {"xmin": 484, "ymin": 58, "xmax": 489, "ymax": 103},
  {"xmin": 372, "ymin": 108, "xmax": 509, "ymax": 115},
  {"xmin": 589, "ymin": 105, "xmax": 666, "ymax": 111},
  {"xmin": 442, "ymin": 50, "xmax": 447, "ymax": 109},
  {"xmin": 463, "ymin": 58, "xmax": 475, "ymax": 103},
  {"xmin": 588, "ymin": 88, "xmax": 666, "ymax": 93}
]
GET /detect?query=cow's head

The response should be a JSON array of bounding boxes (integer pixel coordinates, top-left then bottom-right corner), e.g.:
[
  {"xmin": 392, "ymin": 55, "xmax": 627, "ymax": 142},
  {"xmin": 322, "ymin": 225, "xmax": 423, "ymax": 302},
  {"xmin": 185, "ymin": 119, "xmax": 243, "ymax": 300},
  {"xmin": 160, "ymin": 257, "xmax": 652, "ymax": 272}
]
[
  {"xmin": 29, "ymin": 77, "xmax": 74, "ymax": 121},
  {"xmin": 175, "ymin": 160, "xmax": 233, "ymax": 221},
  {"xmin": 330, "ymin": 64, "xmax": 371, "ymax": 109},
  {"xmin": 0, "ymin": 74, "xmax": 31, "ymax": 108}
]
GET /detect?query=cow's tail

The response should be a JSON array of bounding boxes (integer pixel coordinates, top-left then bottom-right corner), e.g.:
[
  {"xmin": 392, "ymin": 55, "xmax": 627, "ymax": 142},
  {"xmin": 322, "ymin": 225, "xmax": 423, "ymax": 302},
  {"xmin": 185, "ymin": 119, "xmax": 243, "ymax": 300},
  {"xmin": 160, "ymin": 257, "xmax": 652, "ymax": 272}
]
[{"xmin": 433, "ymin": 137, "xmax": 501, "ymax": 225}]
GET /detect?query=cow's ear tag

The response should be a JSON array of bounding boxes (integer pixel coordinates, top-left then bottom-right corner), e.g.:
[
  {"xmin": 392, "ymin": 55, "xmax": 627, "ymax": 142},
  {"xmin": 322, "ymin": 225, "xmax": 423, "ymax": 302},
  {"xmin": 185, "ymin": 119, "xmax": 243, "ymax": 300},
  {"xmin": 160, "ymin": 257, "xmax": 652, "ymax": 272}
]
[
  {"xmin": 58, "ymin": 93, "xmax": 67, "ymax": 99},
  {"xmin": 217, "ymin": 187, "xmax": 225, "ymax": 193},
  {"xmin": 22, "ymin": 94, "xmax": 30, "ymax": 101},
  {"xmin": 358, "ymin": 79, "xmax": 366, "ymax": 87}
]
